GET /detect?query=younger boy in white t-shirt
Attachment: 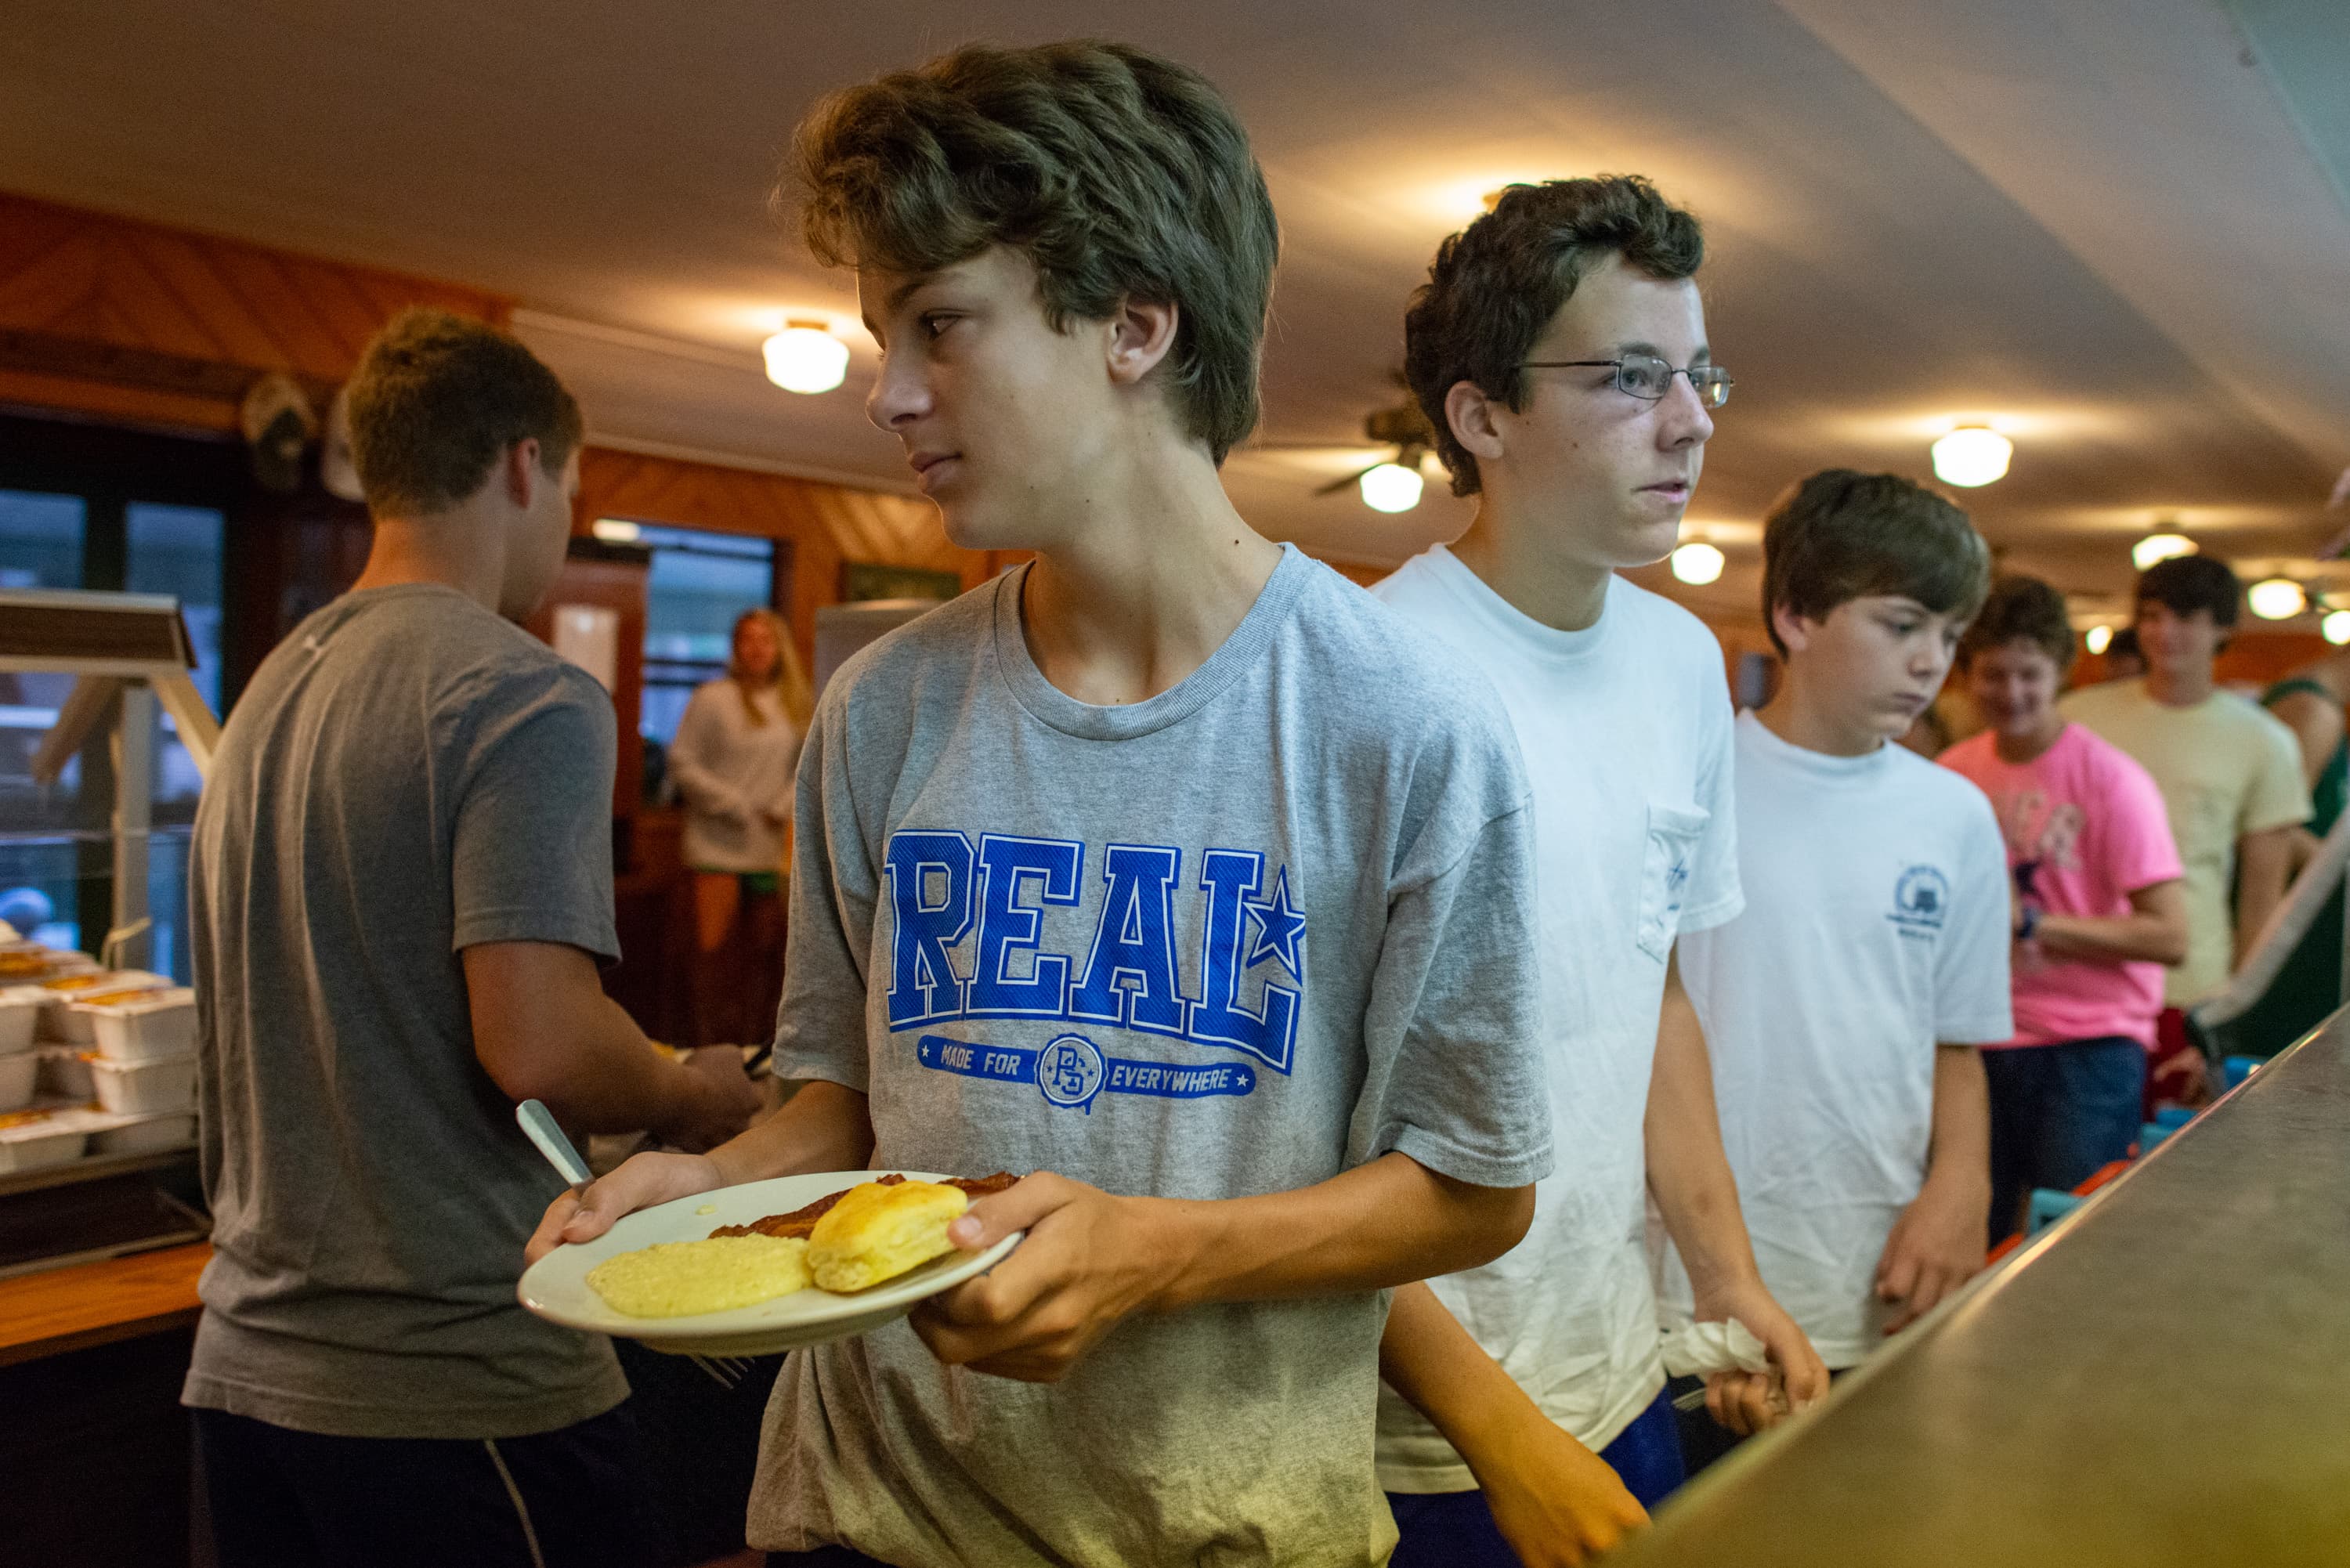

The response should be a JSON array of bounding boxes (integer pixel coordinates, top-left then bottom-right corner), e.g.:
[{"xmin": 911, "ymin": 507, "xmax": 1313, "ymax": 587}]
[{"xmin": 1662, "ymin": 469, "xmax": 2011, "ymax": 1454}]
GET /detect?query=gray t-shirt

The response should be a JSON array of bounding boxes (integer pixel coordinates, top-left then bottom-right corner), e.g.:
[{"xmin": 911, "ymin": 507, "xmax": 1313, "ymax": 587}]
[
  {"xmin": 751, "ymin": 547, "xmax": 1554, "ymax": 1567},
  {"xmin": 183, "ymin": 584, "xmax": 631, "ymax": 1440}
]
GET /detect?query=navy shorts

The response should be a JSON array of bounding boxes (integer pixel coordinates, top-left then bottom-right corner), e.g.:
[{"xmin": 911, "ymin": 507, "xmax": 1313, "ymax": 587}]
[
  {"xmin": 1386, "ymin": 1386, "xmax": 1686, "ymax": 1568},
  {"xmin": 193, "ymin": 1402, "xmax": 653, "ymax": 1568},
  {"xmin": 1983, "ymin": 1035, "xmax": 2148, "ymax": 1243}
]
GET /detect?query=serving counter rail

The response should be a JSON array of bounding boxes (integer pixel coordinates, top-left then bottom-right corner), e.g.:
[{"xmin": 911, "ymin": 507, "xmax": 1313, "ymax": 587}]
[{"xmin": 1614, "ymin": 1010, "xmax": 2350, "ymax": 1567}]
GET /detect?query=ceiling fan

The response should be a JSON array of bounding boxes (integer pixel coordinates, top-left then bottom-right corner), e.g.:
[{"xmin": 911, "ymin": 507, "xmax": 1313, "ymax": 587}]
[
  {"xmin": 1247, "ymin": 375, "xmax": 1442, "ymax": 512},
  {"xmin": 1311, "ymin": 398, "xmax": 1438, "ymax": 504}
]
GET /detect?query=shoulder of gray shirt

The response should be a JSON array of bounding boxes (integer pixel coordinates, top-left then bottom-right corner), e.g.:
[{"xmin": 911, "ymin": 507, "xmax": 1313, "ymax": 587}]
[{"xmin": 808, "ymin": 558, "xmax": 1535, "ymax": 885}]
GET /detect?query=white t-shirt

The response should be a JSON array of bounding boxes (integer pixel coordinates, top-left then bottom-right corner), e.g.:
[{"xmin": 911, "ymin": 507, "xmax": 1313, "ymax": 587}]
[
  {"xmin": 669, "ymin": 679, "xmax": 805, "ymax": 873},
  {"xmin": 1660, "ymin": 711, "xmax": 2012, "ymax": 1368},
  {"xmin": 1371, "ymin": 548, "xmax": 1743, "ymax": 1487}
]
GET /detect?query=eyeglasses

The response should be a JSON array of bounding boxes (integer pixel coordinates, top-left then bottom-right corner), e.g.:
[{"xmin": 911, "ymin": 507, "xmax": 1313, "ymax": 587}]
[{"xmin": 1520, "ymin": 354, "xmax": 1734, "ymax": 409}]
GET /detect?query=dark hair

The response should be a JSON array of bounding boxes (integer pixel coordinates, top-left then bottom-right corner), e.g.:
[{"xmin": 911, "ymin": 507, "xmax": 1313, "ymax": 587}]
[
  {"xmin": 345, "ymin": 309, "xmax": 582, "ymax": 517},
  {"xmin": 1404, "ymin": 176, "xmax": 1704, "ymax": 497},
  {"xmin": 2135, "ymin": 554, "xmax": 2240, "ymax": 630},
  {"xmin": 1760, "ymin": 469, "xmax": 1991, "ymax": 656},
  {"xmin": 1961, "ymin": 576, "xmax": 2076, "ymax": 673},
  {"xmin": 2106, "ymin": 626, "xmax": 2142, "ymax": 664},
  {"xmin": 793, "ymin": 41, "xmax": 1278, "ymax": 464}
]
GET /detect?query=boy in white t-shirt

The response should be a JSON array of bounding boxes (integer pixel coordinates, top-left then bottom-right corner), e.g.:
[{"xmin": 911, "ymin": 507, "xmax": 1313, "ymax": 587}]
[
  {"xmin": 1662, "ymin": 470, "xmax": 2011, "ymax": 1458},
  {"xmin": 1372, "ymin": 176, "xmax": 1827, "ymax": 1568}
]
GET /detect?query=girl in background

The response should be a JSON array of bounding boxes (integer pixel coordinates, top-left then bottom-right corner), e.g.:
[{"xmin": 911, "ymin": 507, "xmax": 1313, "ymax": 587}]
[{"xmin": 668, "ymin": 607, "xmax": 812, "ymax": 1046}]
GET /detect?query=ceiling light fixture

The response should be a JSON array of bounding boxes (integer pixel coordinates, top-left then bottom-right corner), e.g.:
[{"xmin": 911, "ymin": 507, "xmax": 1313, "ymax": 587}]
[
  {"xmin": 1359, "ymin": 461, "xmax": 1424, "ymax": 514},
  {"xmin": 1930, "ymin": 425, "xmax": 2012, "ymax": 487},
  {"xmin": 762, "ymin": 320, "xmax": 849, "ymax": 394},
  {"xmin": 1671, "ymin": 541, "xmax": 1726, "ymax": 585},
  {"xmin": 2248, "ymin": 578, "xmax": 2307, "ymax": 620},
  {"xmin": 590, "ymin": 518, "xmax": 642, "ymax": 544},
  {"xmin": 2326, "ymin": 611, "xmax": 2350, "ymax": 646},
  {"xmin": 2131, "ymin": 532, "xmax": 2197, "ymax": 572},
  {"xmin": 2084, "ymin": 624, "xmax": 2113, "ymax": 656}
]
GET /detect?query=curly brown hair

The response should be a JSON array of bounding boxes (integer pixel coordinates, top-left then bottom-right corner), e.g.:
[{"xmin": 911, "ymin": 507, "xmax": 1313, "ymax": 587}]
[
  {"xmin": 345, "ymin": 308, "xmax": 582, "ymax": 517},
  {"xmin": 791, "ymin": 42, "xmax": 1278, "ymax": 464},
  {"xmin": 1404, "ymin": 176, "xmax": 1704, "ymax": 497},
  {"xmin": 1761, "ymin": 470, "xmax": 1990, "ymax": 656}
]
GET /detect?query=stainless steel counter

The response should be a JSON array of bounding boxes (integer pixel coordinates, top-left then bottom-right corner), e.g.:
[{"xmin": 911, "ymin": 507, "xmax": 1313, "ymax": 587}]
[{"xmin": 1612, "ymin": 1013, "xmax": 2350, "ymax": 1567}]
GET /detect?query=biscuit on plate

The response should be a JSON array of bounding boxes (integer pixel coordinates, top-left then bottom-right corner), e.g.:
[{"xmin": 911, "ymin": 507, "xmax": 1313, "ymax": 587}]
[{"xmin": 808, "ymin": 1179, "xmax": 971, "ymax": 1292}]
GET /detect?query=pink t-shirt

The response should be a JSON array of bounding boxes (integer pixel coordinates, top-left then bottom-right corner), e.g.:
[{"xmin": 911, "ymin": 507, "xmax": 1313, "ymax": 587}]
[{"xmin": 1940, "ymin": 723, "xmax": 2184, "ymax": 1050}]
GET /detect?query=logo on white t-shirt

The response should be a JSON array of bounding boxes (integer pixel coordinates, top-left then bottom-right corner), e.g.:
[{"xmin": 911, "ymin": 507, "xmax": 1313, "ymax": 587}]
[{"xmin": 1890, "ymin": 865, "xmax": 1951, "ymax": 932}]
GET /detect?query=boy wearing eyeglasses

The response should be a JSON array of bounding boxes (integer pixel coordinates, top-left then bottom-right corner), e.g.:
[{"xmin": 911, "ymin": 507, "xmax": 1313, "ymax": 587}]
[{"xmin": 1371, "ymin": 177, "xmax": 1825, "ymax": 1567}]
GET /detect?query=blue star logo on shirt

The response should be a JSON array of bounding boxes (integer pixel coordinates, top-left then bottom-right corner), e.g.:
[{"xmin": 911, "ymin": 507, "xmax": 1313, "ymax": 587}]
[{"xmin": 1242, "ymin": 865, "xmax": 1307, "ymax": 979}]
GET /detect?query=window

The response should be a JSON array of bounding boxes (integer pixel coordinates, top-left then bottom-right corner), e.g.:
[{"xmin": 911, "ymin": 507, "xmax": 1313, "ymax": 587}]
[
  {"xmin": 125, "ymin": 504, "xmax": 224, "ymax": 981},
  {"xmin": 0, "ymin": 475, "xmax": 225, "ymax": 980},
  {"xmin": 0, "ymin": 489, "xmax": 87, "ymax": 589},
  {"xmin": 634, "ymin": 525, "xmax": 779, "ymax": 749}
]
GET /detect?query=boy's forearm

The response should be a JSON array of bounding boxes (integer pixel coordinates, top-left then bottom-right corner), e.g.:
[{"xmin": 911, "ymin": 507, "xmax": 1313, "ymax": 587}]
[
  {"xmin": 1379, "ymin": 1280, "xmax": 1536, "ymax": 1455},
  {"xmin": 705, "ymin": 1078, "xmax": 874, "ymax": 1187},
  {"xmin": 2034, "ymin": 910, "xmax": 2177, "ymax": 965},
  {"xmin": 1644, "ymin": 970, "xmax": 1764, "ymax": 1294},
  {"xmin": 2233, "ymin": 828, "xmax": 2297, "ymax": 965},
  {"xmin": 1148, "ymin": 1151, "xmax": 1534, "ymax": 1313},
  {"xmin": 1921, "ymin": 1045, "xmax": 1991, "ymax": 1197}
]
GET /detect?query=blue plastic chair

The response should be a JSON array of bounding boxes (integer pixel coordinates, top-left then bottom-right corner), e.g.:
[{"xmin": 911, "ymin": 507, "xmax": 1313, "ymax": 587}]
[
  {"xmin": 2025, "ymin": 1187, "xmax": 2083, "ymax": 1236},
  {"xmin": 2221, "ymin": 1056, "xmax": 2260, "ymax": 1091},
  {"xmin": 2137, "ymin": 1121, "xmax": 2173, "ymax": 1154}
]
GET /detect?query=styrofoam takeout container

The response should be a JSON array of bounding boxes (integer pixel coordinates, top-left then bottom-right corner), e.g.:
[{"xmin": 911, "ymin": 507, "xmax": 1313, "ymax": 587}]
[
  {"xmin": 0, "ymin": 1115, "xmax": 87, "ymax": 1172},
  {"xmin": 79, "ymin": 988, "xmax": 196, "ymax": 1062},
  {"xmin": 89, "ymin": 1051, "xmax": 197, "ymax": 1115},
  {"xmin": 0, "ymin": 1050, "xmax": 38, "ymax": 1112},
  {"xmin": 35, "ymin": 1046, "xmax": 93, "ymax": 1100},
  {"xmin": 90, "ymin": 1111, "xmax": 197, "ymax": 1158},
  {"xmin": 0, "ymin": 988, "xmax": 42, "ymax": 1055},
  {"xmin": 37, "ymin": 971, "xmax": 169, "ymax": 1044}
]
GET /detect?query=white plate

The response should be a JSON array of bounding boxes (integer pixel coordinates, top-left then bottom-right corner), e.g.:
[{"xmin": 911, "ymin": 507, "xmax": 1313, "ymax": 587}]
[{"xmin": 518, "ymin": 1170, "xmax": 1021, "ymax": 1357}]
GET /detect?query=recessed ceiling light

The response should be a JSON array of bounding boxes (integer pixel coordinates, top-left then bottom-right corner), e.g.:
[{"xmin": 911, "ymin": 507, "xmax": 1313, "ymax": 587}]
[
  {"xmin": 2325, "ymin": 611, "xmax": 2350, "ymax": 646},
  {"xmin": 762, "ymin": 320, "xmax": 849, "ymax": 394},
  {"xmin": 1930, "ymin": 426, "xmax": 2012, "ymax": 487},
  {"xmin": 1671, "ymin": 541, "xmax": 1725, "ymax": 585},
  {"xmin": 2084, "ymin": 624, "xmax": 2113, "ymax": 656},
  {"xmin": 2248, "ymin": 578, "xmax": 2306, "ymax": 620},
  {"xmin": 2131, "ymin": 533, "xmax": 2197, "ymax": 571}
]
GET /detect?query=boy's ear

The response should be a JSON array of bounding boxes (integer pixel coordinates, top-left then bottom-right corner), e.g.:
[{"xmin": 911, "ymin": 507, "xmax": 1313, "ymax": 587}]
[
  {"xmin": 1444, "ymin": 381, "xmax": 1506, "ymax": 468},
  {"xmin": 1105, "ymin": 297, "xmax": 1180, "ymax": 388},
  {"xmin": 1770, "ymin": 599, "xmax": 1817, "ymax": 655}
]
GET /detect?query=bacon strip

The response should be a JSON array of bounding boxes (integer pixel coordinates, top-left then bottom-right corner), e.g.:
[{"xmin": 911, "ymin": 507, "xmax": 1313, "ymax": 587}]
[{"xmin": 710, "ymin": 1172, "xmax": 1019, "ymax": 1241}]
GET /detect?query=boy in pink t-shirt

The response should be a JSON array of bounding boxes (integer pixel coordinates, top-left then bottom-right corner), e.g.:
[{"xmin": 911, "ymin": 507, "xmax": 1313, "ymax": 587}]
[{"xmin": 1940, "ymin": 578, "xmax": 2186, "ymax": 1242}]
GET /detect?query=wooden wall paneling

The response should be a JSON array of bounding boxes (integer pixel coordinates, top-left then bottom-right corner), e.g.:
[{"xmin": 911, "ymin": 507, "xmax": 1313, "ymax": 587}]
[{"xmin": 0, "ymin": 190, "xmax": 511, "ymax": 433}]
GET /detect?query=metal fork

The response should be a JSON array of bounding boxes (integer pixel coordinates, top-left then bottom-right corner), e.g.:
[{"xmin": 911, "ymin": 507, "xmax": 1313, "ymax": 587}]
[{"xmin": 515, "ymin": 1099, "xmax": 757, "ymax": 1389}]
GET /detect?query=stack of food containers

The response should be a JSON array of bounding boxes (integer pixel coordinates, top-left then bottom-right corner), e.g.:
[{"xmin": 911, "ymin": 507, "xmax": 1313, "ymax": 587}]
[{"xmin": 0, "ymin": 940, "xmax": 199, "ymax": 1171}]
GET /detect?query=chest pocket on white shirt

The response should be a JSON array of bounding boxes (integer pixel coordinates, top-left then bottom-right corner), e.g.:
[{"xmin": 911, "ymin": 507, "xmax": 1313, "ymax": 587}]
[{"xmin": 1637, "ymin": 803, "xmax": 1711, "ymax": 962}]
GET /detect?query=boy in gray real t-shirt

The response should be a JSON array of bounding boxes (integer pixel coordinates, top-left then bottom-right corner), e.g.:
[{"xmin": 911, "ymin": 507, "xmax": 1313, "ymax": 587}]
[{"xmin": 537, "ymin": 42, "xmax": 1553, "ymax": 1567}]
